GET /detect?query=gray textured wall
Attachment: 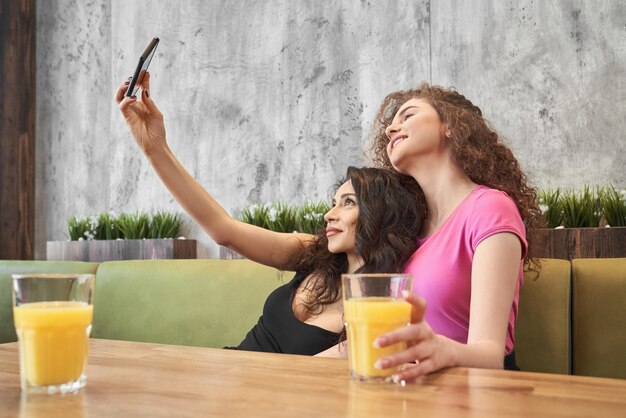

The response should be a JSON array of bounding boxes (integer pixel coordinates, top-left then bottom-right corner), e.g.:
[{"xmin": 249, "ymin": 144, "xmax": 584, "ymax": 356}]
[{"xmin": 35, "ymin": 0, "xmax": 626, "ymax": 259}]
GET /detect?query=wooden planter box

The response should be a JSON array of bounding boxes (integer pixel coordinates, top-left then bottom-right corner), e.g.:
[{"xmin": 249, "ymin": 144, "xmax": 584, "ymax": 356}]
[
  {"xmin": 532, "ymin": 227, "xmax": 626, "ymax": 260},
  {"xmin": 47, "ymin": 239, "xmax": 197, "ymax": 262},
  {"xmin": 217, "ymin": 228, "xmax": 626, "ymax": 261}
]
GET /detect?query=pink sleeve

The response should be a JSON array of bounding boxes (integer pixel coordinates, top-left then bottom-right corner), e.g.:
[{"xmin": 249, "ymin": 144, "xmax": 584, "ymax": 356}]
[{"xmin": 468, "ymin": 190, "xmax": 528, "ymax": 259}]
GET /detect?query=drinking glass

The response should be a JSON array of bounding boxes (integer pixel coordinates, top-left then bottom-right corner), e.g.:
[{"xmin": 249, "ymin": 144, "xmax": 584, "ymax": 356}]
[
  {"xmin": 342, "ymin": 273, "xmax": 412, "ymax": 383},
  {"xmin": 12, "ymin": 274, "xmax": 95, "ymax": 394}
]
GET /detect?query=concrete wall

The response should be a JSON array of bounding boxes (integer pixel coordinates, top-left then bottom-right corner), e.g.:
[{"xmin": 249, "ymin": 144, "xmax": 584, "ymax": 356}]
[{"xmin": 35, "ymin": 0, "xmax": 626, "ymax": 259}]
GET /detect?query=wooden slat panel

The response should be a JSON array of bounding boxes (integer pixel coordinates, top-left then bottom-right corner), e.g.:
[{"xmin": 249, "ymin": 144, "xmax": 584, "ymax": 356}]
[
  {"xmin": 532, "ymin": 227, "xmax": 626, "ymax": 260},
  {"xmin": 0, "ymin": 0, "xmax": 35, "ymax": 259},
  {"xmin": 46, "ymin": 239, "xmax": 197, "ymax": 261}
]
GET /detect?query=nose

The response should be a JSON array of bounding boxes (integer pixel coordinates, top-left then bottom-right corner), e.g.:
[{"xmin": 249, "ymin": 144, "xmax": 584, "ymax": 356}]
[
  {"xmin": 385, "ymin": 122, "xmax": 399, "ymax": 140},
  {"xmin": 324, "ymin": 206, "xmax": 338, "ymax": 223}
]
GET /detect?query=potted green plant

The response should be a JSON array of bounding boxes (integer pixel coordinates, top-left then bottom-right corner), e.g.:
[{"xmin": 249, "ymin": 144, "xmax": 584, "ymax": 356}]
[
  {"xmin": 533, "ymin": 185, "xmax": 626, "ymax": 260},
  {"xmin": 47, "ymin": 211, "xmax": 197, "ymax": 262},
  {"xmin": 220, "ymin": 201, "xmax": 330, "ymax": 259}
]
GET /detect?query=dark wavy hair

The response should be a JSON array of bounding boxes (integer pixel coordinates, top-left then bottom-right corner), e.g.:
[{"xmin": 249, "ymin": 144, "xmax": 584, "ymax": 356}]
[
  {"xmin": 292, "ymin": 166, "xmax": 425, "ymax": 315},
  {"xmin": 369, "ymin": 82, "xmax": 545, "ymax": 267}
]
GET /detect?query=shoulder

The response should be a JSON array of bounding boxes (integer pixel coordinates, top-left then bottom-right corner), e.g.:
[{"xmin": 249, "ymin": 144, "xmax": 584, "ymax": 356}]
[
  {"xmin": 464, "ymin": 186, "xmax": 527, "ymax": 255},
  {"xmin": 463, "ymin": 186, "xmax": 524, "ymax": 229},
  {"xmin": 470, "ymin": 187, "xmax": 519, "ymax": 215}
]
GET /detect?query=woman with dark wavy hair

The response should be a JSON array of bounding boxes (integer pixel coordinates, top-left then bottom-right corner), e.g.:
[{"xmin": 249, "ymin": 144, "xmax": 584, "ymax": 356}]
[
  {"xmin": 369, "ymin": 82, "xmax": 544, "ymax": 380},
  {"xmin": 114, "ymin": 73, "xmax": 425, "ymax": 356},
  {"xmin": 237, "ymin": 167, "xmax": 424, "ymax": 355}
]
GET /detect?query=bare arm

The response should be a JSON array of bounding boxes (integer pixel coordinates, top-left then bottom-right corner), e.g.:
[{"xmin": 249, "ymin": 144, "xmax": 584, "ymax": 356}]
[
  {"xmin": 314, "ymin": 342, "xmax": 348, "ymax": 358},
  {"xmin": 114, "ymin": 73, "xmax": 314, "ymax": 269},
  {"xmin": 462, "ymin": 232, "xmax": 522, "ymax": 368},
  {"xmin": 373, "ymin": 232, "xmax": 522, "ymax": 379}
]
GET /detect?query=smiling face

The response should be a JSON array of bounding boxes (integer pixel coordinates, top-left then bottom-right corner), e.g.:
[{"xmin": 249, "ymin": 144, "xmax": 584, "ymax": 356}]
[
  {"xmin": 324, "ymin": 180, "xmax": 359, "ymax": 257},
  {"xmin": 385, "ymin": 98, "xmax": 446, "ymax": 174}
]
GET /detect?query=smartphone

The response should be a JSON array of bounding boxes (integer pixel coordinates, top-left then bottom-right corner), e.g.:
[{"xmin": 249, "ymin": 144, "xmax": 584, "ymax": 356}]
[{"xmin": 125, "ymin": 37, "xmax": 160, "ymax": 97}]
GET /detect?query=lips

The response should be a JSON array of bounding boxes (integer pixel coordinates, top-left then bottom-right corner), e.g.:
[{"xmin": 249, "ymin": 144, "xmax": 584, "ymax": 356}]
[
  {"xmin": 389, "ymin": 134, "xmax": 407, "ymax": 152},
  {"xmin": 326, "ymin": 227, "xmax": 341, "ymax": 237}
]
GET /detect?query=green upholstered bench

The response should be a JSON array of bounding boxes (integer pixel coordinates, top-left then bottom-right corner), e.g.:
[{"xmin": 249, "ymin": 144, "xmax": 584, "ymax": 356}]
[
  {"xmin": 91, "ymin": 259, "xmax": 291, "ymax": 348},
  {"xmin": 572, "ymin": 258, "xmax": 626, "ymax": 379},
  {"xmin": 515, "ymin": 257, "xmax": 626, "ymax": 379},
  {"xmin": 0, "ymin": 259, "xmax": 289, "ymax": 348},
  {"xmin": 1, "ymin": 257, "xmax": 625, "ymax": 379},
  {"xmin": 515, "ymin": 258, "xmax": 572, "ymax": 374}
]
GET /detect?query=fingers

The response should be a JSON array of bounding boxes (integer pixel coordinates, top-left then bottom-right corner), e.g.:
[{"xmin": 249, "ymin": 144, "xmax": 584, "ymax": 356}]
[
  {"xmin": 376, "ymin": 338, "xmax": 434, "ymax": 369},
  {"xmin": 372, "ymin": 293, "xmax": 426, "ymax": 348},
  {"xmin": 375, "ymin": 345, "xmax": 419, "ymax": 369},
  {"xmin": 375, "ymin": 321, "xmax": 430, "ymax": 349},
  {"xmin": 400, "ymin": 362, "xmax": 419, "ymax": 372},
  {"xmin": 115, "ymin": 77, "xmax": 133, "ymax": 104},
  {"xmin": 139, "ymin": 72, "xmax": 162, "ymax": 117},
  {"xmin": 115, "ymin": 72, "xmax": 161, "ymax": 118},
  {"xmin": 118, "ymin": 95, "xmax": 139, "ymax": 120},
  {"xmin": 140, "ymin": 70, "xmax": 151, "ymax": 91},
  {"xmin": 405, "ymin": 292, "xmax": 427, "ymax": 324},
  {"xmin": 393, "ymin": 359, "xmax": 435, "ymax": 382}
]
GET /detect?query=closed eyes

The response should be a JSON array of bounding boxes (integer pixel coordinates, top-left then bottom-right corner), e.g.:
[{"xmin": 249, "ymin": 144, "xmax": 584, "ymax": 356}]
[{"xmin": 396, "ymin": 105, "xmax": 419, "ymax": 123}]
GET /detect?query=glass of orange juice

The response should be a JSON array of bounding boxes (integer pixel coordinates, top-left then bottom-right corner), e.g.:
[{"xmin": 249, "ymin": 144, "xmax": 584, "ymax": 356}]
[
  {"xmin": 12, "ymin": 274, "xmax": 95, "ymax": 394},
  {"xmin": 342, "ymin": 273, "xmax": 412, "ymax": 383}
]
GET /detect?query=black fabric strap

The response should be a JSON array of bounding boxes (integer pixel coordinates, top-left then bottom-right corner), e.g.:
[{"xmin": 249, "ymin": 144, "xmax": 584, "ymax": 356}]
[{"xmin": 504, "ymin": 350, "xmax": 520, "ymax": 371}]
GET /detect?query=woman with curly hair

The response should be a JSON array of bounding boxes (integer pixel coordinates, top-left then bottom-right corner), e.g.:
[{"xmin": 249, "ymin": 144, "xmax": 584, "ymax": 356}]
[
  {"xmin": 114, "ymin": 73, "xmax": 425, "ymax": 356},
  {"xmin": 369, "ymin": 82, "xmax": 544, "ymax": 380}
]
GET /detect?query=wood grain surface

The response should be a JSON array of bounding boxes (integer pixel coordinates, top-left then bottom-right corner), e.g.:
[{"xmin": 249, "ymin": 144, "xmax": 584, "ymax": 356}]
[
  {"xmin": 2, "ymin": 339, "xmax": 626, "ymax": 417},
  {"xmin": 46, "ymin": 239, "xmax": 197, "ymax": 261},
  {"xmin": 533, "ymin": 227, "xmax": 626, "ymax": 260},
  {"xmin": 0, "ymin": 0, "xmax": 35, "ymax": 260}
]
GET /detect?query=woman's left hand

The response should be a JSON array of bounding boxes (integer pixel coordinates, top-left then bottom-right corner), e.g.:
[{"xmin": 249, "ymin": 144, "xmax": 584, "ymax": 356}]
[{"xmin": 373, "ymin": 292, "xmax": 458, "ymax": 382}]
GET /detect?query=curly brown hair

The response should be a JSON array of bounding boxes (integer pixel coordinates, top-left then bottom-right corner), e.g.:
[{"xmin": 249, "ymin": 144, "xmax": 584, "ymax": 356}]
[
  {"xmin": 292, "ymin": 166, "xmax": 426, "ymax": 315},
  {"xmin": 369, "ymin": 82, "xmax": 545, "ymax": 267}
]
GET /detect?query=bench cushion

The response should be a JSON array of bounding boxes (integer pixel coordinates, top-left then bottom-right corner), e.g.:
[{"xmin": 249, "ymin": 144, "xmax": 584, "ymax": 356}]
[
  {"xmin": 572, "ymin": 258, "xmax": 626, "ymax": 379},
  {"xmin": 515, "ymin": 258, "xmax": 571, "ymax": 374},
  {"xmin": 91, "ymin": 259, "xmax": 292, "ymax": 348}
]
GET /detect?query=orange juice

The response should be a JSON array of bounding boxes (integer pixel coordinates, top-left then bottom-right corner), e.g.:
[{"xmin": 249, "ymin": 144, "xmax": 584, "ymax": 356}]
[
  {"xmin": 344, "ymin": 297, "xmax": 411, "ymax": 379},
  {"xmin": 13, "ymin": 301, "xmax": 93, "ymax": 387}
]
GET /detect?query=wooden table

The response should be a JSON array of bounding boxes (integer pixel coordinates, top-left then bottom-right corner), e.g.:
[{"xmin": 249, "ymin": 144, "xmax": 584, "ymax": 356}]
[{"xmin": 1, "ymin": 339, "xmax": 626, "ymax": 417}]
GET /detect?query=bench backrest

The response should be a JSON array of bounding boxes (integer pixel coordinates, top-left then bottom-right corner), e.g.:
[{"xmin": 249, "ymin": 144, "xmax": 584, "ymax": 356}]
[
  {"xmin": 91, "ymin": 259, "xmax": 290, "ymax": 348},
  {"xmin": 572, "ymin": 258, "xmax": 626, "ymax": 379},
  {"xmin": 516, "ymin": 258, "xmax": 572, "ymax": 374}
]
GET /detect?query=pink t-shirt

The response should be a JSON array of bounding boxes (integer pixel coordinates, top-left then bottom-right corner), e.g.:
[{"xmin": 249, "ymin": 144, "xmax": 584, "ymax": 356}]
[{"xmin": 404, "ymin": 186, "xmax": 527, "ymax": 355}]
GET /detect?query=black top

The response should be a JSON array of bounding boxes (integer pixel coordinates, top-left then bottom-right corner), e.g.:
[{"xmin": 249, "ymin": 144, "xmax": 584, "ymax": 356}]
[{"xmin": 235, "ymin": 271, "xmax": 341, "ymax": 355}]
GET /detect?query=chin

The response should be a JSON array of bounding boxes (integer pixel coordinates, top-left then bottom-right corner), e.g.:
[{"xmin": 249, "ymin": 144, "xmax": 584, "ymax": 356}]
[
  {"xmin": 389, "ymin": 157, "xmax": 410, "ymax": 175},
  {"xmin": 327, "ymin": 243, "xmax": 351, "ymax": 255},
  {"xmin": 387, "ymin": 150, "xmax": 404, "ymax": 171}
]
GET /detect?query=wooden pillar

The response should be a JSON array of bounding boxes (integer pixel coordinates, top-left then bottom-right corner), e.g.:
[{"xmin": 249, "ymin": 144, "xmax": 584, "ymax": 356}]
[{"xmin": 0, "ymin": 0, "xmax": 36, "ymax": 259}]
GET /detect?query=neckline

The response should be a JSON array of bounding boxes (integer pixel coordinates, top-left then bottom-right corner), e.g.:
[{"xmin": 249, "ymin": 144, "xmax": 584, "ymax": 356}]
[
  {"xmin": 288, "ymin": 272, "xmax": 341, "ymax": 336},
  {"xmin": 419, "ymin": 185, "xmax": 485, "ymax": 243}
]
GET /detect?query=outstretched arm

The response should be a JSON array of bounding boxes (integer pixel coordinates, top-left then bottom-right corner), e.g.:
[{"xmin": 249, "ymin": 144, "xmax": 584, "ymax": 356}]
[{"xmin": 115, "ymin": 73, "xmax": 315, "ymax": 270}]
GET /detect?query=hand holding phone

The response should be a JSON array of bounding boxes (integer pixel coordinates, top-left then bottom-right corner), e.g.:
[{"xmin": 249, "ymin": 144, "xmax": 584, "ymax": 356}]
[
  {"xmin": 125, "ymin": 37, "xmax": 159, "ymax": 97},
  {"xmin": 116, "ymin": 38, "xmax": 166, "ymax": 155}
]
